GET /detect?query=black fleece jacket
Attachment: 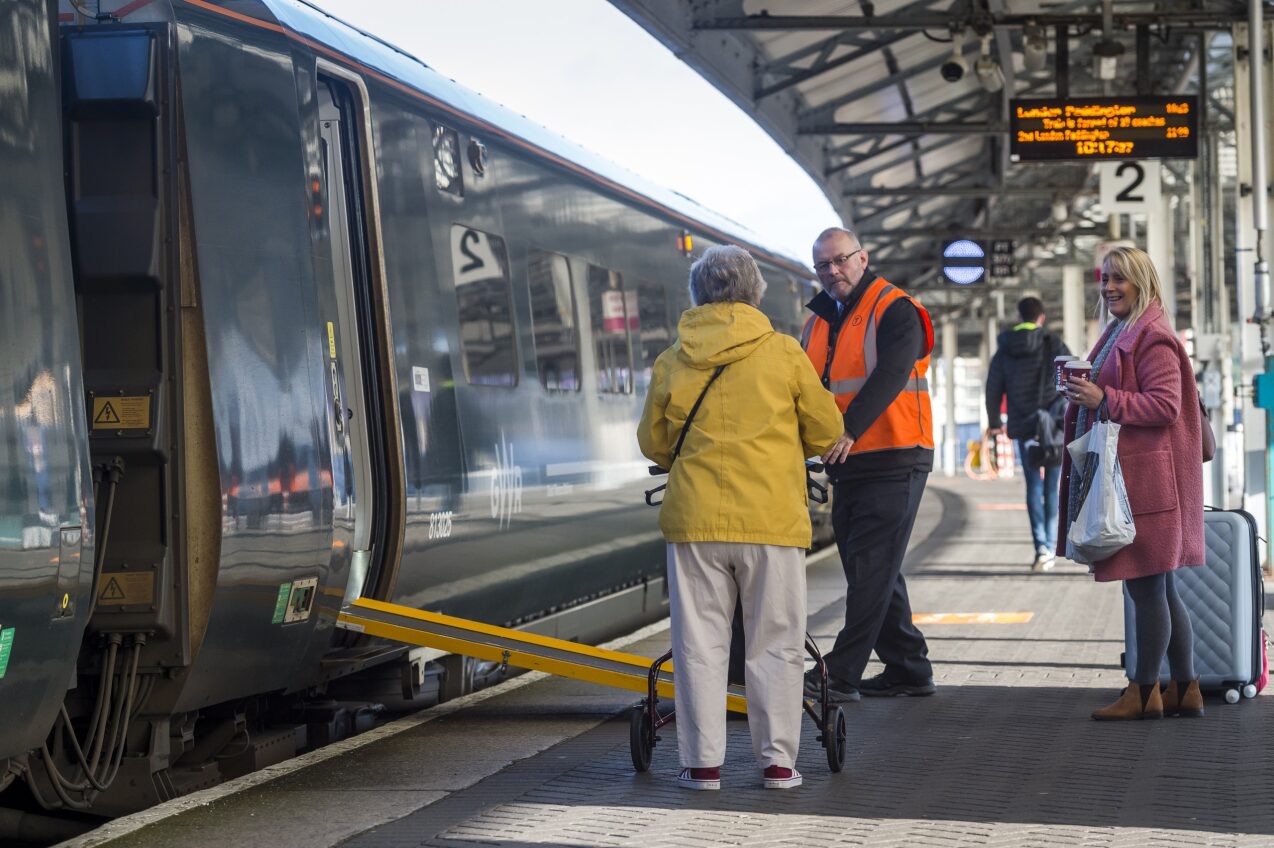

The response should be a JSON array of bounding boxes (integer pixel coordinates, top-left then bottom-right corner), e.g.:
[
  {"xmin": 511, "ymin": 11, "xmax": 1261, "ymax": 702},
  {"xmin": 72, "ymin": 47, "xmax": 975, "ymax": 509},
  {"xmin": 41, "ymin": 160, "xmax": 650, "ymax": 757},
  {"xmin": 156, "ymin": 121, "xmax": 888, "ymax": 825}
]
[
  {"xmin": 984, "ymin": 324, "xmax": 1070, "ymax": 440},
  {"xmin": 805, "ymin": 273, "xmax": 934, "ymax": 480}
]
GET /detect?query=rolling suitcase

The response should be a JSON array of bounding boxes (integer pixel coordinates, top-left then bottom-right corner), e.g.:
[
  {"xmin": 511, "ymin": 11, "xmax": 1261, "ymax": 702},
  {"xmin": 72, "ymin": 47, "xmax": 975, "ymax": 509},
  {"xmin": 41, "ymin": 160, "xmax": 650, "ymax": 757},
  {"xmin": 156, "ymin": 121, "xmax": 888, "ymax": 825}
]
[{"xmin": 1123, "ymin": 508, "xmax": 1267, "ymax": 703}]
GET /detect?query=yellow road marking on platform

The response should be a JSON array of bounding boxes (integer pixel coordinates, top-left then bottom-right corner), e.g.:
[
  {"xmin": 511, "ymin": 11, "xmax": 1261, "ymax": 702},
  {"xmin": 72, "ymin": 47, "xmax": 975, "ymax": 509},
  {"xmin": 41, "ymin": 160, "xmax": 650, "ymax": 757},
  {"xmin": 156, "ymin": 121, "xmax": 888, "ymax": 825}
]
[
  {"xmin": 976, "ymin": 503, "xmax": 1027, "ymax": 510},
  {"xmin": 913, "ymin": 612, "xmax": 1034, "ymax": 624}
]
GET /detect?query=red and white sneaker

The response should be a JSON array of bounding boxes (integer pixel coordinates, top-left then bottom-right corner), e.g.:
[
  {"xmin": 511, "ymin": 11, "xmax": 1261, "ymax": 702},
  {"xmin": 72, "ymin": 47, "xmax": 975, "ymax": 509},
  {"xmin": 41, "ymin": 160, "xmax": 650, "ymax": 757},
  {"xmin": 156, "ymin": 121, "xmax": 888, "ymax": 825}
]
[
  {"xmin": 762, "ymin": 765, "xmax": 802, "ymax": 789},
  {"xmin": 677, "ymin": 766, "xmax": 721, "ymax": 790}
]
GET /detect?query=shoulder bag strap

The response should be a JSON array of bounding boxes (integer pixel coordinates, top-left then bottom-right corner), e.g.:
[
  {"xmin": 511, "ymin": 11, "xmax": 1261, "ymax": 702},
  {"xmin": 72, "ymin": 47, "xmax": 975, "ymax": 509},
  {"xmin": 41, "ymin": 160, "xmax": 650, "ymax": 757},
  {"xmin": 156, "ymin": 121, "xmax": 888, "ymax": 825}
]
[
  {"xmin": 645, "ymin": 364, "xmax": 727, "ymax": 506},
  {"xmin": 671, "ymin": 364, "xmax": 727, "ymax": 463}
]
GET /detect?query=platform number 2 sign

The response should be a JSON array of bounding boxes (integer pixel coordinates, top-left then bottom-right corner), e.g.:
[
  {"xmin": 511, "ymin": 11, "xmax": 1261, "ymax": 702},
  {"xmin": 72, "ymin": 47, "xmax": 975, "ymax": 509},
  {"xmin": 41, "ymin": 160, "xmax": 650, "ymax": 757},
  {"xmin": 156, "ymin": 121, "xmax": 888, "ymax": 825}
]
[{"xmin": 1100, "ymin": 160, "xmax": 1161, "ymax": 215}]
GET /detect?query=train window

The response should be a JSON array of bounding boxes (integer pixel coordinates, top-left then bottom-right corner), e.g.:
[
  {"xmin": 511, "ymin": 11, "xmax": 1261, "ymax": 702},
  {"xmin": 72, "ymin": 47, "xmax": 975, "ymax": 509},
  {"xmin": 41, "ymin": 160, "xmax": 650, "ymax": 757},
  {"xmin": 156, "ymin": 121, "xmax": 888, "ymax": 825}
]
[
  {"xmin": 586, "ymin": 265, "xmax": 633, "ymax": 394},
  {"xmin": 526, "ymin": 250, "xmax": 580, "ymax": 392},
  {"xmin": 633, "ymin": 278, "xmax": 671, "ymax": 390},
  {"xmin": 671, "ymin": 277, "xmax": 692, "ymax": 317},
  {"xmin": 451, "ymin": 226, "xmax": 517, "ymax": 386},
  {"xmin": 433, "ymin": 125, "xmax": 463, "ymax": 196}
]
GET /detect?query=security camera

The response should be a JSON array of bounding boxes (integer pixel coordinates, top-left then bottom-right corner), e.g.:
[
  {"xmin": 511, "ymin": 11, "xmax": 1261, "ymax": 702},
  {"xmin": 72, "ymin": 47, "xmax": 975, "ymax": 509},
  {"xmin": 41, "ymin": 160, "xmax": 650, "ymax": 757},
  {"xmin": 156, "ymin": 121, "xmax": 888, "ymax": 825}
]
[
  {"xmin": 940, "ymin": 29, "xmax": 967, "ymax": 82},
  {"xmin": 941, "ymin": 52, "xmax": 968, "ymax": 83},
  {"xmin": 974, "ymin": 34, "xmax": 1004, "ymax": 92},
  {"xmin": 1092, "ymin": 37, "xmax": 1124, "ymax": 81},
  {"xmin": 1022, "ymin": 26, "xmax": 1049, "ymax": 73}
]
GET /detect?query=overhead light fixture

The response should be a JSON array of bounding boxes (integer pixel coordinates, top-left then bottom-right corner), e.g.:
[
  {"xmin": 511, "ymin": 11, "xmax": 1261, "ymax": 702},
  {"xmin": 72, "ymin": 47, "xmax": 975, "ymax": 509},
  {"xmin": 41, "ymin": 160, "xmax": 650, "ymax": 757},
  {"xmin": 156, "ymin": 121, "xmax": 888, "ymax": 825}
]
[
  {"xmin": 940, "ymin": 29, "xmax": 968, "ymax": 83},
  {"xmin": 1052, "ymin": 196, "xmax": 1069, "ymax": 223},
  {"xmin": 1022, "ymin": 26, "xmax": 1049, "ymax": 73},
  {"xmin": 1092, "ymin": 36, "xmax": 1124, "ymax": 81},
  {"xmin": 974, "ymin": 34, "xmax": 1004, "ymax": 92}
]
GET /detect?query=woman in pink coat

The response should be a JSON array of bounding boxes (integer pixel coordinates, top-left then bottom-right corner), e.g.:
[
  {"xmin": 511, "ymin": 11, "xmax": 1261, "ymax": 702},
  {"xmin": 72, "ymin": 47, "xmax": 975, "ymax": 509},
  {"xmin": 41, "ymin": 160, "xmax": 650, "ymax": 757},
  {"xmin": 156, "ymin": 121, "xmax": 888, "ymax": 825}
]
[{"xmin": 1058, "ymin": 246, "xmax": 1205, "ymax": 721}]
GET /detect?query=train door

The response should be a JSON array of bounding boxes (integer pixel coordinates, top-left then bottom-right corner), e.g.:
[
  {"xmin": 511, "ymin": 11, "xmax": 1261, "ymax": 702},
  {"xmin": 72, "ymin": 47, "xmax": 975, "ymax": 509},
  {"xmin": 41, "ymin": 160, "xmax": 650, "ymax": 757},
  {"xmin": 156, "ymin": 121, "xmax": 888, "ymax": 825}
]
[{"xmin": 318, "ymin": 78, "xmax": 383, "ymax": 604}]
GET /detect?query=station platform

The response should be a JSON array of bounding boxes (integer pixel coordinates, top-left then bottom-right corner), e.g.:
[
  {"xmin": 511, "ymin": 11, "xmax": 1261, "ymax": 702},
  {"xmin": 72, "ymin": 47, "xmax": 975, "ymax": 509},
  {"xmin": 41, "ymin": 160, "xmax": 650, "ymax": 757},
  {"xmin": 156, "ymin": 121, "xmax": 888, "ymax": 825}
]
[{"xmin": 61, "ymin": 476, "xmax": 1273, "ymax": 848}]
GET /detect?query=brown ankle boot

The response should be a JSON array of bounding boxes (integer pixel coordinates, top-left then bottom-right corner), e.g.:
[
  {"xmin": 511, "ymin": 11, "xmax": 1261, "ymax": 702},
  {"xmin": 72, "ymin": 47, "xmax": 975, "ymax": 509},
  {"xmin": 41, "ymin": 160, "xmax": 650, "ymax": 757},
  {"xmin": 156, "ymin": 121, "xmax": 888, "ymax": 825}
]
[
  {"xmin": 1163, "ymin": 679, "xmax": 1205, "ymax": 717},
  {"xmin": 1092, "ymin": 680, "xmax": 1164, "ymax": 721}
]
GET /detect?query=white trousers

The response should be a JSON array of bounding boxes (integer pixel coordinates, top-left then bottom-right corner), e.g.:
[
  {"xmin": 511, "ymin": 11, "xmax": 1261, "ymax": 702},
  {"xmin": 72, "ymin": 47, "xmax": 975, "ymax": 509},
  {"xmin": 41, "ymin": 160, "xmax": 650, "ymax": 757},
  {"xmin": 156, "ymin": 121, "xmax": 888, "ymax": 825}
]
[{"xmin": 666, "ymin": 541, "xmax": 807, "ymax": 769}]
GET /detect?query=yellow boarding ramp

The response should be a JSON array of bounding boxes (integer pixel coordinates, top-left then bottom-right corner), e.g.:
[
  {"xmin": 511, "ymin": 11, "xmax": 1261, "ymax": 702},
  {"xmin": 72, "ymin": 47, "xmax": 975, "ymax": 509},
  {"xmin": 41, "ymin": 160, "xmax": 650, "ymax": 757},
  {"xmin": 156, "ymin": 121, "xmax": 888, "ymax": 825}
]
[{"xmin": 336, "ymin": 597, "xmax": 748, "ymax": 713}]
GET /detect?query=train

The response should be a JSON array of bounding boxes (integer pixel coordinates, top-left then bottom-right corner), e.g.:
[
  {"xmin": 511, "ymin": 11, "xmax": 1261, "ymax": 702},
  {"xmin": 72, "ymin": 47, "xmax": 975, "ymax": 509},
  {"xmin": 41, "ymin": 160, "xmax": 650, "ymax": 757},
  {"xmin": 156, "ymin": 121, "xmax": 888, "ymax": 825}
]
[{"xmin": 0, "ymin": 0, "xmax": 822, "ymax": 825}]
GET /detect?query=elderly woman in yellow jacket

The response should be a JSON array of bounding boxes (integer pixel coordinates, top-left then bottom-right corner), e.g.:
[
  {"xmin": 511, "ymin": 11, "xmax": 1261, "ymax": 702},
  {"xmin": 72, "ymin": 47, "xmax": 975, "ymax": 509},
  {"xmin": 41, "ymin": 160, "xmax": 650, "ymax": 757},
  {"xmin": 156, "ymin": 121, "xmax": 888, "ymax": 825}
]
[{"xmin": 638, "ymin": 245, "xmax": 843, "ymax": 792}]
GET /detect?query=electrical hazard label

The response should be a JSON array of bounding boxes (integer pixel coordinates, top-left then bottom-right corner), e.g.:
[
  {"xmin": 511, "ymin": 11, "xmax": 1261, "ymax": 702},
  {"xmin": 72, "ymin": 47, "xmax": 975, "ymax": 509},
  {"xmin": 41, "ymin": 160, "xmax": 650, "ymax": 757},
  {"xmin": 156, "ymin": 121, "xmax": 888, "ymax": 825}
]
[
  {"xmin": 92, "ymin": 396, "xmax": 151, "ymax": 431},
  {"xmin": 97, "ymin": 572, "xmax": 155, "ymax": 606}
]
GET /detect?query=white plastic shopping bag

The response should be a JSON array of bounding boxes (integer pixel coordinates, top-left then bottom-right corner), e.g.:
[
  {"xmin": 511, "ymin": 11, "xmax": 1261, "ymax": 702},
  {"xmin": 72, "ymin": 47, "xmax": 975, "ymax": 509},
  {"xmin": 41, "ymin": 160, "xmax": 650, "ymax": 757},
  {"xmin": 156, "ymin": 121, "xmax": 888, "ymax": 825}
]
[{"xmin": 1066, "ymin": 419, "xmax": 1135, "ymax": 563}]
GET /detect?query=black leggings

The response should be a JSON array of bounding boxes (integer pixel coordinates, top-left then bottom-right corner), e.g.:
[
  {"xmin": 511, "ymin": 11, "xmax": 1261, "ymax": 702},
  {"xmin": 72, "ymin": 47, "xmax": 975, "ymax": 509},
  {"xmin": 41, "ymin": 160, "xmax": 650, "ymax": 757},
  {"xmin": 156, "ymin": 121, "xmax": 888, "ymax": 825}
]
[{"xmin": 1125, "ymin": 571, "xmax": 1195, "ymax": 684}]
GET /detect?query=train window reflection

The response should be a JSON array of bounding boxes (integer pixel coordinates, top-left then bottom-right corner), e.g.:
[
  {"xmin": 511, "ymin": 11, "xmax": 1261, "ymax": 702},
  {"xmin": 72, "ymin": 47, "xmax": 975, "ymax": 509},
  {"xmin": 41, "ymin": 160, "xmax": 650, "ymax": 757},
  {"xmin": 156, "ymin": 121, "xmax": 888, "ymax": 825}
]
[
  {"xmin": 634, "ymin": 278, "xmax": 671, "ymax": 390},
  {"xmin": 451, "ymin": 226, "xmax": 517, "ymax": 387},
  {"xmin": 433, "ymin": 125, "xmax": 463, "ymax": 196},
  {"xmin": 586, "ymin": 265, "xmax": 633, "ymax": 394},
  {"xmin": 527, "ymin": 250, "xmax": 580, "ymax": 392}
]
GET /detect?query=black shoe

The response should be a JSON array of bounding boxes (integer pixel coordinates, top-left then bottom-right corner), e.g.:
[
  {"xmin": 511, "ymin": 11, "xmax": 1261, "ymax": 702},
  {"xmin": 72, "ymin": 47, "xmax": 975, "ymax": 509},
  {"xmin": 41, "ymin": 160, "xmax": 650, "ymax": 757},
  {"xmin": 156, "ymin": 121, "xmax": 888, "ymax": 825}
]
[
  {"xmin": 859, "ymin": 672, "xmax": 936, "ymax": 697},
  {"xmin": 803, "ymin": 669, "xmax": 861, "ymax": 703}
]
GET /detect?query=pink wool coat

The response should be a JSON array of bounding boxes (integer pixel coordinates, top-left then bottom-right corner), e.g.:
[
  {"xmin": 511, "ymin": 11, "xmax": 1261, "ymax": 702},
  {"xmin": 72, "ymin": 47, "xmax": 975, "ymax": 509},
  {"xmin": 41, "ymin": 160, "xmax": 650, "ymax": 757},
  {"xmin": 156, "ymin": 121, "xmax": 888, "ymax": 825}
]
[{"xmin": 1055, "ymin": 302, "xmax": 1204, "ymax": 581}]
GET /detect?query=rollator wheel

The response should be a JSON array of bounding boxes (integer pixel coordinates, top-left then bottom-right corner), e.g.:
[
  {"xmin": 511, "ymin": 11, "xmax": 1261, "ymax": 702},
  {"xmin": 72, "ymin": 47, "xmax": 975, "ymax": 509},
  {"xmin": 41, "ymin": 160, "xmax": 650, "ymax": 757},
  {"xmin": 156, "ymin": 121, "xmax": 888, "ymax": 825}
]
[
  {"xmin": 629, "ymin": 704, "xmax": 654, "ymax": 772},
  {"xmin": 825, "ymin": 706, "xmax": 847, "ymax": 773}
]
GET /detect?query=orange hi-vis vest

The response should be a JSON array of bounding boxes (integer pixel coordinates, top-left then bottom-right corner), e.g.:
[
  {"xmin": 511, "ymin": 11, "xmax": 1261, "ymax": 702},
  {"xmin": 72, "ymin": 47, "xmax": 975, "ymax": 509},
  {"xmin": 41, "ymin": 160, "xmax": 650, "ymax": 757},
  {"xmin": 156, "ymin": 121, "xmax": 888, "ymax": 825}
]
[{"xmin": 801, "ymin": 277, "xmax": 935, "ymax": 455}]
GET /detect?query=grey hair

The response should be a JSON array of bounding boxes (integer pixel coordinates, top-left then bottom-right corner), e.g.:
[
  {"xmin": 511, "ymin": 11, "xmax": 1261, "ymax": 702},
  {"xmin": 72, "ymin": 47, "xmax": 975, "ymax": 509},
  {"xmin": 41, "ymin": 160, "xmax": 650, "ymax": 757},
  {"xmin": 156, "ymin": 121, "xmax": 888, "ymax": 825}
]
[
  {"xmin": 813, "ymin": 226, "xmax": 860, "ymax": 248},
  {"xmin": 688, "ymin": 245, "xmax": 768, "ymax": 306}
]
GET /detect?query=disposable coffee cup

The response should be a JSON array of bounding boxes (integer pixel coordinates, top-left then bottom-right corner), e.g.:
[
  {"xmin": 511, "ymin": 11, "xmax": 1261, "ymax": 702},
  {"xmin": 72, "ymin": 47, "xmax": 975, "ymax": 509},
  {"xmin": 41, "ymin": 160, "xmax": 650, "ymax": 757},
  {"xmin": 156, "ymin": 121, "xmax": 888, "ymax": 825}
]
[
  {"xmin": 1053, "ymin": 355, "xmax": 1078, "ymax": 391},
  {"xmin": 1064, "ymin": 360, "xmax": 1092, "ymax": 384}
]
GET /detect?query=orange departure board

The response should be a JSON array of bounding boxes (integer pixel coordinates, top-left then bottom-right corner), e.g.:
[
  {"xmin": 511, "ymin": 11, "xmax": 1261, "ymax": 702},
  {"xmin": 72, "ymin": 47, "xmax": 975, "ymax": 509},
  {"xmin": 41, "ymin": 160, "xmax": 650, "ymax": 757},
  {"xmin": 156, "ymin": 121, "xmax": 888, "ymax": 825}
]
[{"xmin": 1009, "ymin": 96, "xmax": 1198, "ymax": 161}]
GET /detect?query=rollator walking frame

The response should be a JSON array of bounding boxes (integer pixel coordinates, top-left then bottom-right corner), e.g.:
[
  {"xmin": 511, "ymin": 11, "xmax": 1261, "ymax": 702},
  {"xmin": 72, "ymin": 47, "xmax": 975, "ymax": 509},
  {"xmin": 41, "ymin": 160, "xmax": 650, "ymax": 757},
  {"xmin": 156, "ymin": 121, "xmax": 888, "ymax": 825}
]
[
  {"xmin": 336, "ymin": 463, "xmax": 845, "ymax": 774},
  {"xmin": 634, "ymin": 459, "xmax": 846, "ymax": 773}
]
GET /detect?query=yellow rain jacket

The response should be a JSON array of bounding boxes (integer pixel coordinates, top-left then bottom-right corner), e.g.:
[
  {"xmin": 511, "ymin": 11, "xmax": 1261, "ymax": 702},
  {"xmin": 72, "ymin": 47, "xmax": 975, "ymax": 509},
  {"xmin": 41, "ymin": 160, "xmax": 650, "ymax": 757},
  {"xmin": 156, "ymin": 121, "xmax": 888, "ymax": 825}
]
[{"xmin": 637, "ymin": 302, "xmax": 844, "ymax": 548}]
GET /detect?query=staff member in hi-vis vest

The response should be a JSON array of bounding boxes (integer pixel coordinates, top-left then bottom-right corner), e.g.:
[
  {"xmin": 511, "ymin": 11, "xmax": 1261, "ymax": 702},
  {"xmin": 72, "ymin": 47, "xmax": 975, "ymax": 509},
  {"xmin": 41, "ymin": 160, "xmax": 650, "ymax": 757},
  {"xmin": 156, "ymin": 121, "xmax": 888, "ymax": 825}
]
[{"xmin": 800, "ymin": 227, "xmax": 938, "ymax": 704}]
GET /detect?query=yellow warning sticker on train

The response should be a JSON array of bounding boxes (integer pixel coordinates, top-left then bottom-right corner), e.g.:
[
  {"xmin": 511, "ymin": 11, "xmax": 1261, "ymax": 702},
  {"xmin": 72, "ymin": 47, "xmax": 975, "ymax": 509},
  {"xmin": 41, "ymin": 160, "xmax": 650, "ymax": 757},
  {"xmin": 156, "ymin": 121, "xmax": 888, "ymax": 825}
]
[
  {"xmin": 327, "ymin": 322, "xmax": 336, "ymax": 359},
  {"xmin": 97, "ymin": 572, "xmax": 154, "ymax": 606},
  {"xmin": 912, "ymin": 612, "xmax": 1034, "ymax": 625},
  {"xmin": 92, "ymin": 396, "xmax": 150, "ymax": 430}
]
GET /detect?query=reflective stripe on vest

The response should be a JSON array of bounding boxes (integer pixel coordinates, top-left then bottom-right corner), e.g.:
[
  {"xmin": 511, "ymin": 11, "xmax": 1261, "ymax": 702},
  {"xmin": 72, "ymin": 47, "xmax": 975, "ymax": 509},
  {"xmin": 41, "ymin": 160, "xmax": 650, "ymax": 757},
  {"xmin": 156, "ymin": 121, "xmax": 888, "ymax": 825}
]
[
  {"xmin": 828, "ymin": 375, "xmax": 930, "ymax": 394},
  {"xmin": 801, "ymin": 277, "xmax": 934, "ymax": 454}
]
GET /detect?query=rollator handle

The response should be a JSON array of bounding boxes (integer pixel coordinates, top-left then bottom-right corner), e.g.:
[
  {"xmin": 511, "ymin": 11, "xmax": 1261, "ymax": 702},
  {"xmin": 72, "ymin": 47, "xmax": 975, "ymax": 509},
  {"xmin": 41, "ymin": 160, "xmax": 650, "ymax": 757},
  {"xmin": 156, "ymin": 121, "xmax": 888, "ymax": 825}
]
[{"xmin": 805, "ymin": 460, "xmax": 828, "ymax": 505}]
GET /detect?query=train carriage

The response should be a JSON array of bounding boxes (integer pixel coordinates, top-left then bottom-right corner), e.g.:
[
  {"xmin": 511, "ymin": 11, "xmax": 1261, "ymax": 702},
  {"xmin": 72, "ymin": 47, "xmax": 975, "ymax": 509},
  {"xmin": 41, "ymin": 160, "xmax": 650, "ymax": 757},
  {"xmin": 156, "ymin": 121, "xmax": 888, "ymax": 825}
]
[{"xmin": 0, "ymin": 0, "xmax": 820, "ymax": 819}]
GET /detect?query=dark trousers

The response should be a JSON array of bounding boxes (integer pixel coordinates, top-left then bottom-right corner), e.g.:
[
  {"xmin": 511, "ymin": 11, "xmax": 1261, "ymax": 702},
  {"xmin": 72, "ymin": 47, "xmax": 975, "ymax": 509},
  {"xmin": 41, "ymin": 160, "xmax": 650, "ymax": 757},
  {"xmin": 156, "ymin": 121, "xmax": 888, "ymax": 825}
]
[{"xmin": 824, "ymin": 468, "xmax": 933, "ymax": 686}]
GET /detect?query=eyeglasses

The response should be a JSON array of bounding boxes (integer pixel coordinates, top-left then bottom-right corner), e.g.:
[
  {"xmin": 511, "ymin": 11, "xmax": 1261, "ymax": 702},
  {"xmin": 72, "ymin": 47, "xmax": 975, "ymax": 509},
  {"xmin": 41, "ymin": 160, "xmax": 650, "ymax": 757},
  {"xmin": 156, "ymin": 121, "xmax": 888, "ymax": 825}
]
[{"xmin": 813, "ymin": 249, "xmax": 863, "ymax": 274}]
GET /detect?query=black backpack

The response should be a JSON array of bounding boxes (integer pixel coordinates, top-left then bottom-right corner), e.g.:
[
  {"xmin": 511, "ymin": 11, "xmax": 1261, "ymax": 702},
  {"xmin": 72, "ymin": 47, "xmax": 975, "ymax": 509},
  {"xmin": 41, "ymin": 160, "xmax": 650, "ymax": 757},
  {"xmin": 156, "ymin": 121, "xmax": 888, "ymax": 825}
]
[
  {"xmin": 1024, "ymin": 394, "xmax": 1066, "ymax": 467},
  {"xmin": 1023, "ymin": 336, "xmax": 1066, "ymax": 468}
]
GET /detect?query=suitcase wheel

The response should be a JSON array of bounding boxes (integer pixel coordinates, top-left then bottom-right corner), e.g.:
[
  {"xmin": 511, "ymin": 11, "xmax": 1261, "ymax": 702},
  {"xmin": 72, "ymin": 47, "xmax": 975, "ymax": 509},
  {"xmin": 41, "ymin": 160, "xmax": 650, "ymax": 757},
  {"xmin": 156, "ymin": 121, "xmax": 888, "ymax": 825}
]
[
  {"xmin": 1225, "ymin": 688, "xmax": 1241, "ymax": 704},
  {"xmin": 1242, "ymin": 684, "xmax": 1258, "ymax": 699}
]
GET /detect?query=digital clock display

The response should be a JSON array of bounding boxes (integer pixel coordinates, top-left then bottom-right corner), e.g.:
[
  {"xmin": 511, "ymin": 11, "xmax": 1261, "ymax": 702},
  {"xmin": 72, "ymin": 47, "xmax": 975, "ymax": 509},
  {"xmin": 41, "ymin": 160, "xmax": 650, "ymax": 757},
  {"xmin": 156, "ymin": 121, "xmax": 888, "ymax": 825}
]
[{"xmin": 1009, "ymin": 96, "xmax": 1198, "ymax": 161}]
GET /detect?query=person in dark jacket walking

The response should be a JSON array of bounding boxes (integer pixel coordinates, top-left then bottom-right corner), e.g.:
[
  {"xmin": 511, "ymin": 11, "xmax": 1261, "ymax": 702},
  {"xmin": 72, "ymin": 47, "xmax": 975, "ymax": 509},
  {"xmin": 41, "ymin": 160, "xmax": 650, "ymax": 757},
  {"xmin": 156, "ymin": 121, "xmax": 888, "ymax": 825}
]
[{"xmin": 985, "ymin": 297, "xmax": 1070, "ymax": 570}]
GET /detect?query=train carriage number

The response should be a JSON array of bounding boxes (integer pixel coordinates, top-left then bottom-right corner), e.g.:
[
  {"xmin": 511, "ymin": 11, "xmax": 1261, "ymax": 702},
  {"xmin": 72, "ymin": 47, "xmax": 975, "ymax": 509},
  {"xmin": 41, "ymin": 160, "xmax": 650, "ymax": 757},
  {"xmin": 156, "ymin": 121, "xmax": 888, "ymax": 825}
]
[{"xmin": 428, "ymin": 511, "xmax": 453, "ymax": 540}]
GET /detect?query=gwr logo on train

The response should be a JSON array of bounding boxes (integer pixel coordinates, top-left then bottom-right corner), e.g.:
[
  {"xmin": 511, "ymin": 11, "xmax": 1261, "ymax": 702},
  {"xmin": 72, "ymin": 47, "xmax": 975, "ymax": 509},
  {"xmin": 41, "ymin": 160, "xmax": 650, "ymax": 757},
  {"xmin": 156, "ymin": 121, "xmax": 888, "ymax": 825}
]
[{"xmin": 490, "ymin": 432, "xmax": 523, "ymax": 529}]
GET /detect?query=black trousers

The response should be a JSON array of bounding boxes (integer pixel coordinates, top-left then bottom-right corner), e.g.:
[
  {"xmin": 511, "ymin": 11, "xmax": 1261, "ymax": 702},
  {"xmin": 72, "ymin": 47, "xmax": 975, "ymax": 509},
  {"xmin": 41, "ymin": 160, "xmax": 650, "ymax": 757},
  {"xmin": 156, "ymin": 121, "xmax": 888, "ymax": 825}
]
[{"xmin": 824, "ymin": 468, "xmax": 933, "ymax": 686}]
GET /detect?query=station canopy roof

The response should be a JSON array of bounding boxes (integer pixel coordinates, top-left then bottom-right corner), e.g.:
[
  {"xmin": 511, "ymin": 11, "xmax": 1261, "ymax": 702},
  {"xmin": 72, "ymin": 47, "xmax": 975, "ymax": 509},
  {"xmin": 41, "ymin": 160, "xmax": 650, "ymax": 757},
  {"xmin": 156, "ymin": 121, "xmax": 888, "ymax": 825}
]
[{"xmin": 610, "ymin": 0, "xmax": 1247, "ymax": 315}]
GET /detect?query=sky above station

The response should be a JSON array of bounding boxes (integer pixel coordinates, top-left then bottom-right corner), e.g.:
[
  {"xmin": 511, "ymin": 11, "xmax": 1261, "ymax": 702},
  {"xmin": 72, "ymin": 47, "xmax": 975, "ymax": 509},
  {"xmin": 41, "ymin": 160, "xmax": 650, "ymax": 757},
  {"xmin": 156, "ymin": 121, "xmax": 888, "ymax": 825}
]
[{"xmin": 306, "ymin": 0, "xmax": 841, "ymax": 263}]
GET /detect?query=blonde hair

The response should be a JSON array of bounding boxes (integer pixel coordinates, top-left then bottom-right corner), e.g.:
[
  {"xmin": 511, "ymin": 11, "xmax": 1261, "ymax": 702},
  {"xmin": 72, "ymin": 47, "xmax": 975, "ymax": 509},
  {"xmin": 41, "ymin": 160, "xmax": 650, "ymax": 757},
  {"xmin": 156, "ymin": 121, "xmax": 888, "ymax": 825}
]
[{"xmin": 1101, "ymin": 246, "xmax": 1166, "ymax": 324}]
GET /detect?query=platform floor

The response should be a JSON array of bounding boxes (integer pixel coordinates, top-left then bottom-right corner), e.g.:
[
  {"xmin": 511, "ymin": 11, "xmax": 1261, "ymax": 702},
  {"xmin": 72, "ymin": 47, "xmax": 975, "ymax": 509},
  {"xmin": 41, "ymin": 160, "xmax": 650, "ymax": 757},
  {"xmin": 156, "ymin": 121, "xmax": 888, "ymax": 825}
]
[{"xmin": 65, "ymin": 476, "xmax": 1274, "ymax": 848}]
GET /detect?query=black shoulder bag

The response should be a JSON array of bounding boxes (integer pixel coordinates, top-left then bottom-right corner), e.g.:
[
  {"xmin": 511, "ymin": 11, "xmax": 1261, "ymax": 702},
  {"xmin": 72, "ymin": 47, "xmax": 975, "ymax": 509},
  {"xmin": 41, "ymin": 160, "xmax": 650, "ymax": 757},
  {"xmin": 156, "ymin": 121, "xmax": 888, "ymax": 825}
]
[{"xmin": 644, "ymin": 365, "xmax": 726, "ymax": 506}]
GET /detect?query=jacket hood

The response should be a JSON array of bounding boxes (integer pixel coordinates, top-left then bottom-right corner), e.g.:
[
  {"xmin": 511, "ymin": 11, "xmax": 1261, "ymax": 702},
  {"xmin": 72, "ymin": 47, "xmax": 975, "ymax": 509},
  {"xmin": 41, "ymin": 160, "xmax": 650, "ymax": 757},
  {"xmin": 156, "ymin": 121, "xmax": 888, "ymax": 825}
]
[
  {"xmin": 674, "ymin": 302, "xmax": 774, "ymax": 368},
  {"xmin": 998, "ymin": 324, "xmax": 1046, "ymax": 359}
]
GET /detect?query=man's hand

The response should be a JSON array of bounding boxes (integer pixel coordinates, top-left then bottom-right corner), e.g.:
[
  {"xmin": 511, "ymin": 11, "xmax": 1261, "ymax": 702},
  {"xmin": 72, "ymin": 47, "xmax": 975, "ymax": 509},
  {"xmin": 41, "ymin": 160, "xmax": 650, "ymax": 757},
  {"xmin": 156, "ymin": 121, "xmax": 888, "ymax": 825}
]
[
  {"xmin": 822, "ymin": 432, "xmax": 855, "ymax": 465},
  {"xmin": 986, "ymin": 425, "xmax": 1004, "ymax": 437}
]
